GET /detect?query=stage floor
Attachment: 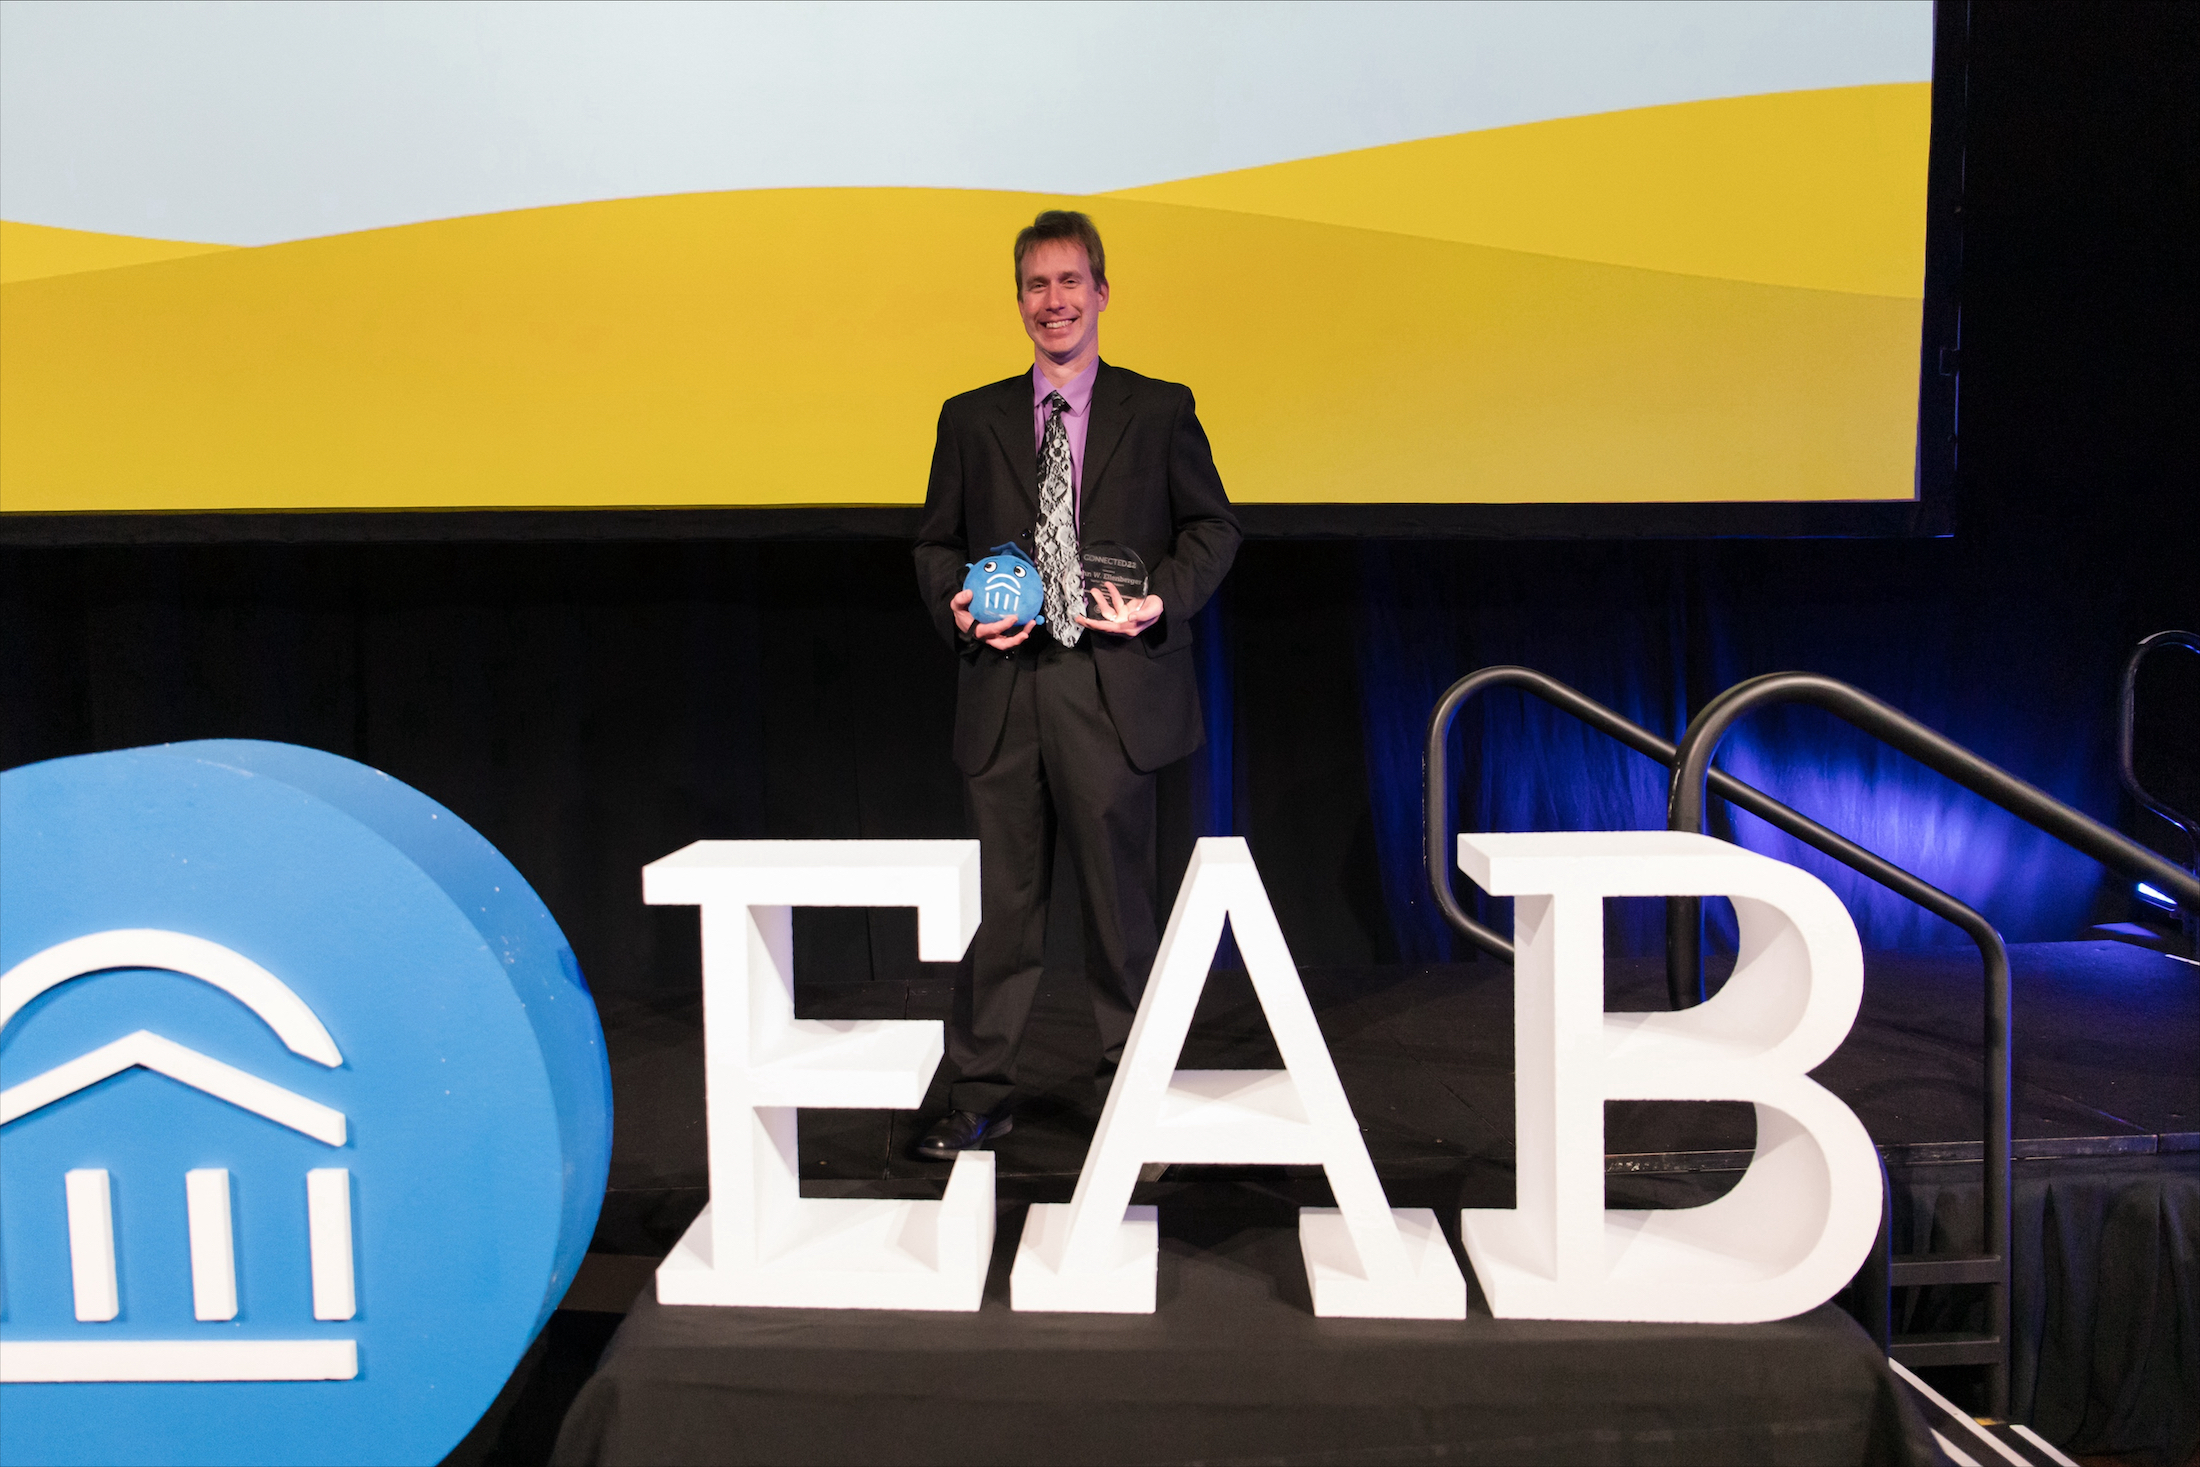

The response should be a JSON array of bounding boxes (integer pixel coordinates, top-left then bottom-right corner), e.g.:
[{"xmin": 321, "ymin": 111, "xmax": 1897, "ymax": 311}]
[{"xmin": 551, "ymin": 1202, "xmax": 1939, "ymax": 1467}]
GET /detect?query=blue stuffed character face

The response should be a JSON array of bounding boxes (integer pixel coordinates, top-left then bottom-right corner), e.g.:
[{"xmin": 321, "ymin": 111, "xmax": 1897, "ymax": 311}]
[{"xmin": 962, "ymin": 543, "xmax": 1046, "ymax": 627}]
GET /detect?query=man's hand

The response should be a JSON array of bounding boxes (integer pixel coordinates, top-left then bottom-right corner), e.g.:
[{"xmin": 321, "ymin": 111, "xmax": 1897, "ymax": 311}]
[
  {"xmin": 953, "ymin": 588, "xmax": 1036, "ymax": 651},
  {"xmin": 1075, "ymin": 583, "xmax": 1164, "ymax": 637}
]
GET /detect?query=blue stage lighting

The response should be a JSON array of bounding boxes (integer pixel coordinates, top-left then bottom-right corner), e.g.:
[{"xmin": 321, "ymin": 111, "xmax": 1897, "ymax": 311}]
[{"xmin": 2137, "ymin": 881, "xmax": 2177, "ymax": 909}]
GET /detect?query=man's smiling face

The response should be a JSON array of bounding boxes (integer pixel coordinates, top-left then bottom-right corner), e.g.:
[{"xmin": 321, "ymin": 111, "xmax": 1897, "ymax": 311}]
[{"xmin": 1018, "ymin": 238, "xmax": 1108, "ymax": 367}]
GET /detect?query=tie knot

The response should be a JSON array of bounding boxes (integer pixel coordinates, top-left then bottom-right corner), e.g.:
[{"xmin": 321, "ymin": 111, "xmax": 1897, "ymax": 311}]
[{"xmin": 1046, "ymin": 391, "xmax": 1070, "ymax": 417}]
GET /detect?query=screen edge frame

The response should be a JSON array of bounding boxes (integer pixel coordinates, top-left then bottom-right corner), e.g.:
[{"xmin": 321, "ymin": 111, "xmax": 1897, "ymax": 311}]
[{"xmin": 2, "ymin": 3, "xmax": 1968, "ymax": 547}]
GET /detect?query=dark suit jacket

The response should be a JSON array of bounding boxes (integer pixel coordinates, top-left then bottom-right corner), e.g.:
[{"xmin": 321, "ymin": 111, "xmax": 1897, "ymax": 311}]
[{"xmin": 914, "ymin": 361, "xmax": 1242, "ymax": 775}]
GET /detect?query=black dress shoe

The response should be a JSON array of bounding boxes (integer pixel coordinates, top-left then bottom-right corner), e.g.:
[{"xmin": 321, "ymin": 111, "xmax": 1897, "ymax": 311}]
[{"xmin": 915, "ymin": 1110, "xmax": 1012, "ymax": 1160}]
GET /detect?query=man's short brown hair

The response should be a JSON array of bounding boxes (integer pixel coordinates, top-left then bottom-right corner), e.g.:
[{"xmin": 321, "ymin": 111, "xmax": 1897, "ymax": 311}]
[{"xmin": 1013, "ymin": 210, "xmax": 1107, "ymax": 291}]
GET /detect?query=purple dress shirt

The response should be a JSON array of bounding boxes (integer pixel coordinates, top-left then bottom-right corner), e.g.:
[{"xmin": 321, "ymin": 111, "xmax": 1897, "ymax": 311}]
[{"xmin": 1032, "ymin": 360, "xmax": 1098, "ymax": 528}]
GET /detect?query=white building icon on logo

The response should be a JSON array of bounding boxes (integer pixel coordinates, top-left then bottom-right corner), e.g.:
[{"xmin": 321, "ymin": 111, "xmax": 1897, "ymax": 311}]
[{"xmin": 0, "ymin": 930, "xmax": 358, "ymax": 1383}]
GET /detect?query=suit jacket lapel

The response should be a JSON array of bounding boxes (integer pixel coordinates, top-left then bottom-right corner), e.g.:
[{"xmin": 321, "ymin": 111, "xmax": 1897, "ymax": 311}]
[
  {"xmin": 985, "ymin": 375, "xmax": 1039, "ymax": 520},
  {"xmin": 1080, "ymin": 361, "xmax": 1136, "ymax": 520}
]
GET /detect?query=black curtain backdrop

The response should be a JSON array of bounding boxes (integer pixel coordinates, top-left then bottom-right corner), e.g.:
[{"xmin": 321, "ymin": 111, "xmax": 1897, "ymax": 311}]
[
  {"xmin": 1886, "ymin": 1156, "xmax": 2200, "ymax": 1463},
  {"xmin": 4, "ymin": 2, "xmax": 2195, "ymax": 998}
]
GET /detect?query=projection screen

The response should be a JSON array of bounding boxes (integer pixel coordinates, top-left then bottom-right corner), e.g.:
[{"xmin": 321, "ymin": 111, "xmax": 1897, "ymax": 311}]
[{"xmin": 0, "ymin": 1, "xmax": 1961, "ymax": 535}]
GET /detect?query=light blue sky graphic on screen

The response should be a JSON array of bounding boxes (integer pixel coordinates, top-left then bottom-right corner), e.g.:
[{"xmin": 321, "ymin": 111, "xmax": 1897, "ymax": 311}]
[
  {"xmin": 0, "ymin": 741, "xmax": 611, "ymax": 1467},
  {"xmin": 0, "ymin": 0, "xmax": 1931, "ymax": 245}
]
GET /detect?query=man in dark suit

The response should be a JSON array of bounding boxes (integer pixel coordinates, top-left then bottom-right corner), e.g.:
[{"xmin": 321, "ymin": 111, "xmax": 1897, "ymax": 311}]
[{"xmin": 911, "ymin": 209, "xmax": 1240, "ymax": 1157}]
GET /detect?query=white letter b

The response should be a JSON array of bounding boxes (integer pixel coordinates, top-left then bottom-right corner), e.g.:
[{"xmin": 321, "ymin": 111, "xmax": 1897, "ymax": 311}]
[{"xmin": 1455, "ymin": 831, "xmax": 1880, "ymax": 1323}]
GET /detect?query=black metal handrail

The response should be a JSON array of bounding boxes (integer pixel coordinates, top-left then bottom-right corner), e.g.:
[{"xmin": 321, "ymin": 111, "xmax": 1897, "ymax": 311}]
[
  {"xmin": 1667, "ymin": 672, "xmax": 2200, "ymax": 1416},
  {"xmin": 1422, "ymin": 666, "xmax": 1686, "ymax": 960},
  {"xmin": 1423, "ymin": 668, "xmax": 2015, "ymax": 1001},
  {"xmin": 2119, "ymin": 630, "xmax": 2200, "ymax": 873},
  {"xmin": 1425, "ymin": 667, "xmax": 2028, "ymax": 1411},
  {"xmin": 1668, "ymin": 673, "xmax": 2200, "ymax": 1001}
]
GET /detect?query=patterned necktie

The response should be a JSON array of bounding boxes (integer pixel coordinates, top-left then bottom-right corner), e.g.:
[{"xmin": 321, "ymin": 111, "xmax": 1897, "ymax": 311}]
[{"xmin": 1035, "ymin": 390, "xmax": 1082, "ymax": 647}]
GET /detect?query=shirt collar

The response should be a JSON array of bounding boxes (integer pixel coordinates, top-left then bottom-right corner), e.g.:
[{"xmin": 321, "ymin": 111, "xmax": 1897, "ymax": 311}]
[{"xmin": 1032, "ymin": 358, "xmax": 1099, "ymax": 416}]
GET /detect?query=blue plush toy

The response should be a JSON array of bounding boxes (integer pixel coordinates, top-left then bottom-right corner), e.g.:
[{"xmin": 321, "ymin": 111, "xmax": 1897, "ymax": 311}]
[{"xmin": 962, "ymin": 543, "xmax": 1047, "ymax": 627}]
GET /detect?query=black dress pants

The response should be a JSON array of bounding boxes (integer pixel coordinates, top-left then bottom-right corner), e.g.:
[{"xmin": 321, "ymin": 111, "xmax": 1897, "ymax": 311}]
[{"xmin": 949, "ymin": 639, "xmax": 1158, "ymax": 1117}]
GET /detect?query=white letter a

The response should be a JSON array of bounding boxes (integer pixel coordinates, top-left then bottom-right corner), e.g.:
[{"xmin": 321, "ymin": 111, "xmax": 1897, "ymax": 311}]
[{"xmin": 1011, "ymin": 838, "xmax": 1466, "ymax": 1317}]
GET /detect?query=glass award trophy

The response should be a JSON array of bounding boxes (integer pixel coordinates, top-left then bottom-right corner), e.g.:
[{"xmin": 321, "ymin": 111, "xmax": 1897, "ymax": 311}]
[{"xmin": 1079, "ymin": 542, "xmax": 1149, "ymax": 622}]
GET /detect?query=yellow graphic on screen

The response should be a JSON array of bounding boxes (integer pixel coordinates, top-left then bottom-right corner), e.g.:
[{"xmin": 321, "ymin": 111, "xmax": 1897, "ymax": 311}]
[
  {"xmin": 0, "ymin": 85, "xmax": 1928, "ymax": 513},
  {"xmin": 0, "ymin": 221, "xmax": 237, "ymax": 286},
  {"xmin": 1107, "ymin": 84, "xmax": 1928, "ymax": 297}
]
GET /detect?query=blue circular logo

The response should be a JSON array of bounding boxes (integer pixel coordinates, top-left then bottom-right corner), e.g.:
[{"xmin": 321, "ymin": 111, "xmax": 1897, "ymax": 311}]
[{"xmin": 0, "ymin": 741, "xmax": 611, "ymax": 1466}]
